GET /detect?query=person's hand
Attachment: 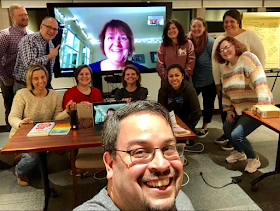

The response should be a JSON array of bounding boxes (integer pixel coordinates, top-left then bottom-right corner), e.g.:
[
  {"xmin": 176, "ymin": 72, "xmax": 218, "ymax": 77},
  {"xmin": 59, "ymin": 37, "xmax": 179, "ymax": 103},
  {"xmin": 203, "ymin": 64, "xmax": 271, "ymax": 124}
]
[
  {"xmin": 216, "ymin": 84, "xmax": 222, "ymax": 99},
  {"xmin": 122, "ymin": 98, "xmax": 131, "ymax": 103},
  {"xmin": 66, "ymin": 100, "xmax": 76, "ymax": 113},
  {"xmin": 48, "ymin": 44, "xmax": 60, "ymax": 60},
  {"xmin": 19, "ymin": 118, "xmax": 33, "ymax": 127},
  {"xmin": 226, "ymin": 112, "xmax": 235, "ymax": 123},
  {"xmin": 80, "ymin": 101, "xmax": 90, "ymax": 108}
]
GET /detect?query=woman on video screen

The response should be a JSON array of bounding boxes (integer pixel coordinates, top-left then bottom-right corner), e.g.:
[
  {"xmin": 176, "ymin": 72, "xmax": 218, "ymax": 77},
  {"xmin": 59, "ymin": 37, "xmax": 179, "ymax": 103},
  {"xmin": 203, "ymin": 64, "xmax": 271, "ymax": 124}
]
[{"xmin": 89, "ymin": 19, "xmax": 147, "ymax": 71}]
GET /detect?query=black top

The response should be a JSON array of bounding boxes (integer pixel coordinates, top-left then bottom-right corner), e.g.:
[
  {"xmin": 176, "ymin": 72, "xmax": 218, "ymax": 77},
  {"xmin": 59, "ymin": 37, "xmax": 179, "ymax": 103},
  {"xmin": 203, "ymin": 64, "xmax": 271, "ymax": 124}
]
[
  {"xmin": 158, "ymin": 79, "xmax": 202, "ymax": 131},
  {"xmin": 114, "ymin": 86, "xmax": 148, "ymax": 102}
]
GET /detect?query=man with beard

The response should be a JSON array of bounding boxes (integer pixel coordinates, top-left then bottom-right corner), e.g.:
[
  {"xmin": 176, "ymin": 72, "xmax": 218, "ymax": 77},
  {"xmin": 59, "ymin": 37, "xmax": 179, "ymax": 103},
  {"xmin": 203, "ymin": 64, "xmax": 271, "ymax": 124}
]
[
  {"xmin": 74, "ymin": 100, "xmax": 194, "ymax": 211},
  {"xmin": 0, "ymin": 4, "xmax": 32, "ymax": 130}
]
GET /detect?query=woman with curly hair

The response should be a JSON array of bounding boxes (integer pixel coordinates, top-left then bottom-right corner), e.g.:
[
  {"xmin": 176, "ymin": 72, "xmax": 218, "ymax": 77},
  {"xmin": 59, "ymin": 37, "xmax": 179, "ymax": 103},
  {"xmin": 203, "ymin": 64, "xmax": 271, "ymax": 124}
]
[{"xmin": 156, "ymin": 19, "xmax": 195, "ymax": 82}]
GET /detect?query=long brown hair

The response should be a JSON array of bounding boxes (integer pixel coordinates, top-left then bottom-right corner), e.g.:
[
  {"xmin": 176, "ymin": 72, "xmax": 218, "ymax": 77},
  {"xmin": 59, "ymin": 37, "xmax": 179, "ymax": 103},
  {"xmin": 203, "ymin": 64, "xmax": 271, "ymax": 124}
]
[
  {"xmin": 162, "ymin": 19, "xmax": 187, "ymax": 47},
  {"xmin": 188, "ymin": 17, "xmax": 208, "ymax": 57}
]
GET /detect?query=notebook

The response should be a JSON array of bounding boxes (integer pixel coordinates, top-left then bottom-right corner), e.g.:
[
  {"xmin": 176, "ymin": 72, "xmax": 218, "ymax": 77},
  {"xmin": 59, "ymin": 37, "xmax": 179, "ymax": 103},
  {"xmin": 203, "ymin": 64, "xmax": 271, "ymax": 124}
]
[{"xmin": 92, "ymin": 101, "xmax": 126, "ymax": 136}]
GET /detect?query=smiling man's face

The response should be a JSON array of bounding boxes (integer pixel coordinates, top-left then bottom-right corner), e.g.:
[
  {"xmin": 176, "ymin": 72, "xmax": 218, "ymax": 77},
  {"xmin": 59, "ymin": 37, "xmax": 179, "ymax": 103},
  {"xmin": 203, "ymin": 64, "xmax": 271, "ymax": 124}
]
[{"xmin": 103, "ymin": 112, "xmax": 183, "ymax": 211}]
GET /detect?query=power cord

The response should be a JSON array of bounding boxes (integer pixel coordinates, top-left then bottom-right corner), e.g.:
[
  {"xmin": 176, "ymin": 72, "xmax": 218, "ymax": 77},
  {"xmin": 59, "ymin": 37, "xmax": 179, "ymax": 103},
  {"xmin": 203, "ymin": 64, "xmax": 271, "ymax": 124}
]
[
  {"xmin": 94, "ymin": 169, "xmax": 107, "ymax": 180},
  {"xmin": 200, "ymin": 172, "xmax": 241, "ymax": 189},
  {"xmin": 185, "ymin": 143, "xmax": 205, "ymax": 153},
  {"xmin": 181, "ymin": 171, "xmax": 190, "ymax": 187}
]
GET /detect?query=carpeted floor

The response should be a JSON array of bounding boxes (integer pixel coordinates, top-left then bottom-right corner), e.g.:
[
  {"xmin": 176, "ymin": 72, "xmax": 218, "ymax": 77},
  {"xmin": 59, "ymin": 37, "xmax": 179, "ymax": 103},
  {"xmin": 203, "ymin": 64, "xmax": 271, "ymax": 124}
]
[{"xmin": 0, "ymin": 114, "xmax": 280, "ymax": 210}]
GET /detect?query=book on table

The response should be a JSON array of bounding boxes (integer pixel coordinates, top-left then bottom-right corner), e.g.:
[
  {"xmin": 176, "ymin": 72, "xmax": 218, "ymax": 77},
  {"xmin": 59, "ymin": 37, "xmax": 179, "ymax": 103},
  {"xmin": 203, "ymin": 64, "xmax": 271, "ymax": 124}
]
[
  {"xmin": 49, "ymin": 123, "xmax": 71, "ymax": 135},
  {"xmin": 172, "ymin": 124, "xmax": 191, "ymax": 137},
  {"xmin": 27, "ymin": 122, "xmax": 55, "ymax": 137}
]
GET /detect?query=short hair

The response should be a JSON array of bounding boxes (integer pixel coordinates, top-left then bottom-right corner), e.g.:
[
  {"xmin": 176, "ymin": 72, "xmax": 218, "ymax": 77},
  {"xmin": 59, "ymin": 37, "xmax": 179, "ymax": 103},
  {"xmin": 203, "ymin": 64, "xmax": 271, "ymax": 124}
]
[
  {"xmin": 223, "ymin": 9, "xmax": 242, "ymax": 28},
  {"xmin": 167, "ymin": 64, "xmax": 185, "ymax": 78},
  {"xmin": 98, "ymin": 19, "xmax": 135, "ymax": 57},
  {"xmin": 26, "ymin": 65, "xmax": 49, "ymax": 91},
  {"xmin": 162, "ymin": 19, "xmax": 187, "ymax": 46},
  {"xmin": 214, "ymin": 37, "xmax": 247, "ymax": 64},
  {"xmin": 121, "ymin": 64, "xmax": 141, "ymax": 87},
  {"xmin": 9, "ymin": 4, "xmax": 25, "ymax": 16},
  {"xmin": 74, "ymin": 64, "xmax": 92, "ymax": 79},
  {"xmin": 41, "ymin": 16, "xmax": 57, "ymax": 25},
  {"xmin": 102, "ymin": 100, "xmax": 172, "ymax": 154}
]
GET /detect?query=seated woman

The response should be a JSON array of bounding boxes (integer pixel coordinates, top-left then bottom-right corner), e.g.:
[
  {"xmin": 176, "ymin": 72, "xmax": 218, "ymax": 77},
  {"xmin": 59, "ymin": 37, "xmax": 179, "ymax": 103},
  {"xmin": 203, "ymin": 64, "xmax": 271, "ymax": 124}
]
[
  {"xmin": 158, "ymin": 64, "xmax": 201, "ymax": 132},
  {"xmin": 214, "ymin": 37, "xmax": 273, "ymax": 173},
  {"xmin": 114, "ymin": 64, "xmax": 148, "ymax": 103},
  {"xmin": 8, "ymin": 65, "xmax": 73, "ymax": 186},
  {"xmin": 63, "ymin": 65, "xmax": 103, "ymax": 109}
]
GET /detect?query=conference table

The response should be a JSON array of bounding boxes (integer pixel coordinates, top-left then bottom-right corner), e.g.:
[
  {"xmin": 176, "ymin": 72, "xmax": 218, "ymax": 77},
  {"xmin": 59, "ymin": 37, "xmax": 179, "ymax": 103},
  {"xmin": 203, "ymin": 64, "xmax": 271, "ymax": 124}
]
[
  {"xmin": 1, "ymin": 116, "xmax": 195, "ymax": 210},
  {"xmin": 242, "ymin": 110, "xmax": 280, "ymax": 191}
]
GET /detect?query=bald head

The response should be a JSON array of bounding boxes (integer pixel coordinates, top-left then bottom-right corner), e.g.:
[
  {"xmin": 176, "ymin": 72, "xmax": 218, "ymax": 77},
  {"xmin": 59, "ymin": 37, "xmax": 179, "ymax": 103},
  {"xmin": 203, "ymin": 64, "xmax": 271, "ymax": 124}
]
[{"xmin": 40, "ymin": 17, "xmax": 58, "ymax": 41}]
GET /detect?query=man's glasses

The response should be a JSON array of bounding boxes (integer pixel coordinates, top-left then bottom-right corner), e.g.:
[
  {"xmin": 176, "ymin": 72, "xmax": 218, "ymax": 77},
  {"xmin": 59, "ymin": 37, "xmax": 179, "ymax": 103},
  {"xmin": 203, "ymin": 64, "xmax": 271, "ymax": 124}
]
[
  {"xmin": 42, "ymin": 24, "xmax": 58, "ymax": 32},
  {"xmin": 115, "ymin": 143, "xmax": 185, "ymax": 165},
  {"xmin": 219, "ymin": 45, "xmax": 231, "ymax": 53}
]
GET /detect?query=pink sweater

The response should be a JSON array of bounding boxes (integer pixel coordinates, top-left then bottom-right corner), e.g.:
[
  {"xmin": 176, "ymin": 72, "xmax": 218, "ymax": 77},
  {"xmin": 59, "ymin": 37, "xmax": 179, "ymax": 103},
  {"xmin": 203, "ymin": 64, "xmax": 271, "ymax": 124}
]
[{"xmin": 156, "ymin": 40, "xmax": 195, "ymax": 81}]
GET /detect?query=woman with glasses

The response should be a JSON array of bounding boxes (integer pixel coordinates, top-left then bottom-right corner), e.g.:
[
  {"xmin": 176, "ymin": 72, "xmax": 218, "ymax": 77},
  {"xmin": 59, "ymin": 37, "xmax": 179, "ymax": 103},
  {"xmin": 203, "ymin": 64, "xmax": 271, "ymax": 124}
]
[
  {"xmin": 8, "ymin": 65, "xmax": 73, "ymax": 186},
  {"xmin": 213, "ymin": 37, "xmax": 273, "ymax": 173},
  {"xmin": 156, "ymin": 19, "xmax": 195, "ymax": 82},
  {"xmin": 158, "ymin": 64, "xmax": 201, "ymax": 133},
  {"xmin": 187, "ymin": 17, "xmax": 216, "ymax": 138},
  {"xmin": 212, "ymin": 9, "xmax": 265, "ymax": 150}
]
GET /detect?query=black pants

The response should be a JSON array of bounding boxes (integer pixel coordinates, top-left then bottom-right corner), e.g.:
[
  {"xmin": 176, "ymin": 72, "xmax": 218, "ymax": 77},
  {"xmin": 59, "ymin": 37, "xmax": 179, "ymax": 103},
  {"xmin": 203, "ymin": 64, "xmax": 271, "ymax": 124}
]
[
  {"xmin": 218, "ymin": 85, "xmax": 227, "ymax": 124},
  {"xmin": 195, "ymin": 82, "xmax": 216, "ymax": 124},
  {"xmin": 0, "ymin": 79, "xmax": 14, "ymax": 129}
]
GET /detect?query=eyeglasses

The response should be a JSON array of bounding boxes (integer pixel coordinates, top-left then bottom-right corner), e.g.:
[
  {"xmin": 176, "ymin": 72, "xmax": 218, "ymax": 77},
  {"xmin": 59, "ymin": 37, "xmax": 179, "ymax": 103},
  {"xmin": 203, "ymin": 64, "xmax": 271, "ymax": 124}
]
[
  {"xmin": 219, "ymin": 45, "xmax": 231, "ymax": 53},
  {"xmin": 42, "ymin": 24, "xmax": 58, "ymax": 32},
  {"xmin": 115, "ymin": 143, "xmax": 185, "ymax": 165}
]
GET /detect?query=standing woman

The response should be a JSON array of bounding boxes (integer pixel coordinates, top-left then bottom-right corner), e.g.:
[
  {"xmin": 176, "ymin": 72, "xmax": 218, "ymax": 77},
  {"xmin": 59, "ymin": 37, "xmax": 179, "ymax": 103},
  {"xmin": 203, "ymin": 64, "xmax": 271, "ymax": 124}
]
[
  {"xmin": 158, "ymin": 64, "xmax": 201, "ymax": 132},
  {"xmin": 8, "ymin": 65, "xmax": 73, "ymax": 186},
  {"xmin": 188, "ymin": 17, "xmax": 216, "ymax": 138},
  {"xmin": 115, "ymin": 64, "xmax": 148, "ymax": 103},
  {"xmin": 212, "ymin": 9, "xmax": 265, "ymax": 149},
  {"xmin": 214, "ymin": 37, "xmax": 273, "ymax": 173},
  {"xmin": 63, "ymin": 65, "xmax": 103, "ymax": 109},
  {"xmin": 156, "ymin": 19, "xmax": 195, "ymax": 82}
]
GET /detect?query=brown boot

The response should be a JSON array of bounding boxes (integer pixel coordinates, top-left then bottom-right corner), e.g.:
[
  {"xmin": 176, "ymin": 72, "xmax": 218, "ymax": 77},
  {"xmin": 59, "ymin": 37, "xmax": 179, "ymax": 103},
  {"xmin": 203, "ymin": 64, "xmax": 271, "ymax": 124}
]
[{"xmin": 17, "ymin": 175, "xmax": 29, "ymax": 186}]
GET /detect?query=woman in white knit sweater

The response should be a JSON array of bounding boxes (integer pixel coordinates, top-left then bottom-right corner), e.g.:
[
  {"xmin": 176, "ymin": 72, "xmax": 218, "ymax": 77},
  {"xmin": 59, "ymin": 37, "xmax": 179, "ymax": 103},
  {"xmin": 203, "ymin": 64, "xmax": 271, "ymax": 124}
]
[
  {"xmin": 9, "ymin": 65, "xmax": 73, "ymax": 186},
  {"xmin": 214, "ymin": 37, "xmax": 273, "ymax": 173}
]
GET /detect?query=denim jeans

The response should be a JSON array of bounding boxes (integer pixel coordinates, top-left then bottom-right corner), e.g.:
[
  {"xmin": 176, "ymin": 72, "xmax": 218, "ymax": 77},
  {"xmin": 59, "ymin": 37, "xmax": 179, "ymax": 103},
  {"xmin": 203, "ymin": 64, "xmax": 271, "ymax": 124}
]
[
  {"xmin": 15, "ymin": 153, "xmax": 40, "ymax": 176},
  {"xmin": 223, "ymin": 114, "xmax": 260, "ymax": 158}
]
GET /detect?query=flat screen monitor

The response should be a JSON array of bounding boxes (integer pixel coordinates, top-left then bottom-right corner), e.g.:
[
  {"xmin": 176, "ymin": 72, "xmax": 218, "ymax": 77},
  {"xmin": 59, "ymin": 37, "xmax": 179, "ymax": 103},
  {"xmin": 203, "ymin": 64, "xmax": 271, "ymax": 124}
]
[{"xmin": 47, "ymin": 2, "xmax": 172, "ymax": 78}]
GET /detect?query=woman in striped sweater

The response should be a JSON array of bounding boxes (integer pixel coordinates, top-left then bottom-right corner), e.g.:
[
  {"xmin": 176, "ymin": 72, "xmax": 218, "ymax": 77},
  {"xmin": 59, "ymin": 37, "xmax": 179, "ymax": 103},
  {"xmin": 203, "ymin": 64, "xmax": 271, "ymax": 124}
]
[{"xmin": 214, "ymin": 37, "xmax": 273, "ymax": 173}]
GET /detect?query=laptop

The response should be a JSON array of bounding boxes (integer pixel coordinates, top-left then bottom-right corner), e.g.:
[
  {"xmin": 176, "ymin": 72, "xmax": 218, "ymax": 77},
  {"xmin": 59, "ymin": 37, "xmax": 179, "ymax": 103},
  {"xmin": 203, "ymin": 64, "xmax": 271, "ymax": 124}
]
[{"xmin": 92, "ymin": 101, "xmax": 126, "ymax": 136}]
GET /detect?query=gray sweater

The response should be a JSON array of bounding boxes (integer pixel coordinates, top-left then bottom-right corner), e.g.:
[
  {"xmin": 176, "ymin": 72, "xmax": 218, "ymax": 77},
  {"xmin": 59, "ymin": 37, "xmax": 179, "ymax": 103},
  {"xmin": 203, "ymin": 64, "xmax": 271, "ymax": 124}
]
[{"xmin": 74, "ymin": 187, "xmax": 194, "ymax": 210}]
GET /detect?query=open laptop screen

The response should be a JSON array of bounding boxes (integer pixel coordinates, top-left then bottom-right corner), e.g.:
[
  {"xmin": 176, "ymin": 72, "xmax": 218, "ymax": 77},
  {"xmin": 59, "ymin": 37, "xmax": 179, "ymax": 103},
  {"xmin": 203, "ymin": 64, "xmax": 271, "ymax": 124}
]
[{"xmin": 92, "ymin": 101, "xmax": 126, "ymax": 125}]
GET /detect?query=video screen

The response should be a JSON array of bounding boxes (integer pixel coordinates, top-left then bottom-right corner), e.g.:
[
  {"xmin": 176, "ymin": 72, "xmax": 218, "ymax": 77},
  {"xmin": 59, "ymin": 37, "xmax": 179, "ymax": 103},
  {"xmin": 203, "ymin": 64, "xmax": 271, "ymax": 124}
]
[
  {"xmin": 47, "ymin": 3, "xmax": 171, "ymax": 77},
  {"xmin": 93, "ymin": 102, "xmax": 125, "ymax": 124}
]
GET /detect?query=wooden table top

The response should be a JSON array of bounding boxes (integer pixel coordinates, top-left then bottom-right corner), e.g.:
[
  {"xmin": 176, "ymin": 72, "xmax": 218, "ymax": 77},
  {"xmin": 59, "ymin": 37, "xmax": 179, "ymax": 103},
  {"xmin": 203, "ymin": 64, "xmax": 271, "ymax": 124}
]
[
  {"xmin": 1, "ymin": 115, "xmax": 196, "ymax": 155},
  {"xmin": 1, "ymin": 119, "xmax": 102, "ymax": 155},
  {"xmin": 243, "ymin": 110, "xmax": 280, "ymax": 134}
]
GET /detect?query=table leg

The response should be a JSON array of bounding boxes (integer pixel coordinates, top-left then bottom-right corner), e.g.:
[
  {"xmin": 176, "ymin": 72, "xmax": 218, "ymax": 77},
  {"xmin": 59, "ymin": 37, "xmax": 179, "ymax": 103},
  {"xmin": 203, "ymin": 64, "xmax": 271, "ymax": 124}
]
[
  {"xmin": 38, "ymin": 152, "xmax": 50, "ymax": 211},
  {"xmin": 251, "ymin": 134, "xmax": 280, "ymax": 190},
  {"xmin": 70, "ymin": 149, "xmax": 79, "ymax": 206}
]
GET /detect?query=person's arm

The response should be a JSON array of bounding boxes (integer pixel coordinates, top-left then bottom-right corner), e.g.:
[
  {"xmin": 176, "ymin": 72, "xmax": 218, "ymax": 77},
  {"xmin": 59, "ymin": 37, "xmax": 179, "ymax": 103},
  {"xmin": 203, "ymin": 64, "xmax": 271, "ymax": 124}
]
[
  {"xmin": 156, "ymin": 44, "xmax": 168, "ymax": 81},
  {"xmin": 222, "ymin": 89, "xmax": 234, "ymax": 113},
  {"xmin": 94, "ymin": 88, "xmax": 103, "ymax": 102},
  {"xmin": 138, "ymin": 87, "xmax": 148, "ymax": 100},
  {"xmin": 246, "ymin": 53, "xmax": 273, "ymax": 104},
  {"xmin": 186, "ymin": 83, "xmax": 202, "ymax": 129},
  {"xmin": 248, "ymin": 31, "xmax": 266, "ymax": 68},
  {"xmin": 212, "ymin": 37, "xmax": 222, "ymax": 85},
  {"xmin": 18, "ymin": 37, "xmax": 49, "ymax": 71},
  {"xmin": 158, "ymin": 86, "xmax": 168, "ymax": 109},
  {"xmin": 53, "ymin": 92, "xmax": 69, "ymax": 120},
  {"xmin": 184, "ymin": 40, "xmax": 195, "ymax": 81},
  {"xmin": 0, "ymin": 31, "xmax": 9, "ymax": 82},
  {"xmin": 8, "ymin": 90, "xmax": 26, "ymax": 129}
]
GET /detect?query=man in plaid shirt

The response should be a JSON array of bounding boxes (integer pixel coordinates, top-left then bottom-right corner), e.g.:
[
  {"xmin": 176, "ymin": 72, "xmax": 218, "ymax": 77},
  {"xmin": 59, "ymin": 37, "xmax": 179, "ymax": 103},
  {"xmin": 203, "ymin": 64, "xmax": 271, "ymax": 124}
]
[
  {"xmin": 13, "ymin": 16, "xmax": 59, "ymax": 92},
  {"xmin": 0, "ymin": 4, "xmax": 32, "ymax": 130}
]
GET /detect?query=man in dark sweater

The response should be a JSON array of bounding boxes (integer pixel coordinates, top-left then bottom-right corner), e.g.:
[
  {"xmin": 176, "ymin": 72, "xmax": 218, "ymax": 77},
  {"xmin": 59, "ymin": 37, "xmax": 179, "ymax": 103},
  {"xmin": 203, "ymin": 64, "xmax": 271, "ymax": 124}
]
[{"xmin": 74, "ymin": 100, "xmax": 194, "ymax": 211}]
